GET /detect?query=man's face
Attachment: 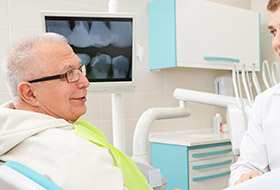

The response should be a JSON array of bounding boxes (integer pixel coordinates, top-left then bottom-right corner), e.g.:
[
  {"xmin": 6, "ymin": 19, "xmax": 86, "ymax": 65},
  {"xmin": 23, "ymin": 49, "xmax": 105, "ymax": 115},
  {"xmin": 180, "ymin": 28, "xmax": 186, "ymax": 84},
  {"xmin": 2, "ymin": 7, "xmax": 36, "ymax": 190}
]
[
  {"xmin": 32, "ymin": 42, "xmax": 89, "ymax": 121},
  {"xmin": 269, "ymin": 7, "xmax": 280, "ymax": 59}
]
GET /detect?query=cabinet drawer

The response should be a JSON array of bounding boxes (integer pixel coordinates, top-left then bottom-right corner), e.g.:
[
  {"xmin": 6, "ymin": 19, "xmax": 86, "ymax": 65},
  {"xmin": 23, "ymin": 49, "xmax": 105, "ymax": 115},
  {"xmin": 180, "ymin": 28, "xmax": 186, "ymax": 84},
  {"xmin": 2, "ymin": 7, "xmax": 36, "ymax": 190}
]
[
  {"xmin": 189, "ymin": 167, "xmax": 230, "ymax": 190},
  {"xmin": 189, "ymin": 145, "xmax": 232, "ymax": 162},
  {"xmin": 189, "ymin": 155, "xmax": 234, "ymax": 174}
]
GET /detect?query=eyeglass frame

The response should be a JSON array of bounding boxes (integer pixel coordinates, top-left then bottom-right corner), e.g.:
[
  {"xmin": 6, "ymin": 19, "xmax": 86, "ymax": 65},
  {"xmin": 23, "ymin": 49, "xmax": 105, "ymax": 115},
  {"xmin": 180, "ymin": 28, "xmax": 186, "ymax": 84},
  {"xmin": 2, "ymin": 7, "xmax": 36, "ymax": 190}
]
[{"xmin": 27, "ymin": 65, "xmax": 86, "ymax": 83}]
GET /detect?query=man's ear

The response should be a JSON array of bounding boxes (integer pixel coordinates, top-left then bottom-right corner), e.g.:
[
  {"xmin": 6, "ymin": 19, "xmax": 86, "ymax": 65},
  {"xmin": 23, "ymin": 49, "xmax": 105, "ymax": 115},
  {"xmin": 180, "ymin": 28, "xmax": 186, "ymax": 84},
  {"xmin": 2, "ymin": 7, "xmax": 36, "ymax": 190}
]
[{"xmin": 17, "ymin": 82, "xmax": 39, "ymax": 106}]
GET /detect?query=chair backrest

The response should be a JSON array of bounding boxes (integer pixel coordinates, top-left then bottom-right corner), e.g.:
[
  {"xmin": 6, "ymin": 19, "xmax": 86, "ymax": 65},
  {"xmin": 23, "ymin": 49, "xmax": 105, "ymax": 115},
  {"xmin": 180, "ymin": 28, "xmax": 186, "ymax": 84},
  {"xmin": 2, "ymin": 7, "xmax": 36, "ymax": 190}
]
[
  {"xmin": 1, "ymin": 159, "xmax": 166, "ymax": 190},
  {"xmin": 0, "ymin": 161, "xmax": 61, "ymax": 190}
]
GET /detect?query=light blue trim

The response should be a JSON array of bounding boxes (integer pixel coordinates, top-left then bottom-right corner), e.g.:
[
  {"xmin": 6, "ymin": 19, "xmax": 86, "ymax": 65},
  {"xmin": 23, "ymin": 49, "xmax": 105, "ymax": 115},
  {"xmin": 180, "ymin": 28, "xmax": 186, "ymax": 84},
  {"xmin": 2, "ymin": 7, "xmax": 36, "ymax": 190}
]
[
  {"xmin": 4, "ymin": 161, "xmax": 62, "ymax": 190},
  {"xmin": 174, "ymin": 0, "xmax": 177, "ymax": 67},
  {"xmin": 204, "ymin": 56, "xmax": 240, "ymax": 63},
  {"xmin": 148, "ymin": 0, "xmax": 177, "ymax": 70},
  {"xmin": 192, "ymin": 171, "xmax": 230, "ymax": 181},
  {"xmin": 259, "ymin": 13, "xmax": 261, "ymax": 71},
  {"xmin": 151, "ymin": 143, "xmax": 188, "ymax": 190},
  {"xmin": 192, "ymin": 160, "xmax": 232, "ymax": 170},
  {"xmin": 190, "ymin": 142, "xmax": 231, "ymax": 150},
  {"xmin": 192, "ymin": 148, "xmax": 232, "ymax": 158}
]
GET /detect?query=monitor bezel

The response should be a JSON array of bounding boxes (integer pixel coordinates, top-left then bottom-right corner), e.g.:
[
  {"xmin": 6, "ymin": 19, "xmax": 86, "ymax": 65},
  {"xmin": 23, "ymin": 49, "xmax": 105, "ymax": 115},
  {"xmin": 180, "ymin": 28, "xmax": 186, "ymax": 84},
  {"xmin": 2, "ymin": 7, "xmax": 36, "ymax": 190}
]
[{"xmin": 41, "ymin": 10, "xmax": 135, "ymax": 93}]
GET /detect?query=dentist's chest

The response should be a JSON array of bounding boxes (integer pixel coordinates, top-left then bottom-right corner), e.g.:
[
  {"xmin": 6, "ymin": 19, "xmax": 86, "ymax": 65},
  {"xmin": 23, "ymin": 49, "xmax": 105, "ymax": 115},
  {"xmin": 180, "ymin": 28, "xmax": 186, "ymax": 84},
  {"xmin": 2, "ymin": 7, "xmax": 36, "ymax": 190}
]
[{"xmin": 262, "ymin": 98, "xmax": 280, "ymax": 169}]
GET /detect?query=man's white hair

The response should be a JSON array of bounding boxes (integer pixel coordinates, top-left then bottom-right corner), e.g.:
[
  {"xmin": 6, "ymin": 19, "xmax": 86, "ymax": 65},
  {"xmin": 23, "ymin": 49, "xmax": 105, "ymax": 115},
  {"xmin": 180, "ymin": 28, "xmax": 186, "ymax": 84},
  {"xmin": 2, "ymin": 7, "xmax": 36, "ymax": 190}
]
[{"xmin": 1, "ymin": 32, "xmax": 67, "ymax": 98}]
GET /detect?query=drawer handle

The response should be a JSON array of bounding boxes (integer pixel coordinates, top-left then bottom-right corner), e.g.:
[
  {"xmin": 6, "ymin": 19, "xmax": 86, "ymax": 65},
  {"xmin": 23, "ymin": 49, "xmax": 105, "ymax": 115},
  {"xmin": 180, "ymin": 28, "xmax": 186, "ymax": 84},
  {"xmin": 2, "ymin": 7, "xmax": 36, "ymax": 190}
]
[
  {"xmin": 192, "ymin": 171, "xmax": 231, "ymax": 182},
  {"xmin": 192, "ymin": 148, "xmax": 232, "ymax": 158},
  {"xmin": 192, "ymin": 160, "xmax": 232, "ymax": 170},
  {"xmin": 204, "ymin": 56, "xmax": 240, "ymax": 63}
]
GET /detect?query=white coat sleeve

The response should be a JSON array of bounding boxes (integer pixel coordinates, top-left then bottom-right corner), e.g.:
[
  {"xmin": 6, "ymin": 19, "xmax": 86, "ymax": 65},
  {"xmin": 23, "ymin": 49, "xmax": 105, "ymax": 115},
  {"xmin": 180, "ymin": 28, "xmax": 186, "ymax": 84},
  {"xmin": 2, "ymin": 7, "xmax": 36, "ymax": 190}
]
[{"xmin": 228, "ymin": 94, "xmax": 270, "ymax": 186}]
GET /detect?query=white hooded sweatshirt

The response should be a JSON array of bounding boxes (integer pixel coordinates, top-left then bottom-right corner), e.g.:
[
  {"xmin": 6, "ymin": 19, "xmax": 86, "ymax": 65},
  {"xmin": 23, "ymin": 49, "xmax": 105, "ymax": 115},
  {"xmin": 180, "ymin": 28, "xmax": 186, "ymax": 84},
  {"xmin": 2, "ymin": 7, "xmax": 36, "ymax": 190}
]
[{"xmin": 0, "ymin": 101, "xmax": 125, "ymax": 190}]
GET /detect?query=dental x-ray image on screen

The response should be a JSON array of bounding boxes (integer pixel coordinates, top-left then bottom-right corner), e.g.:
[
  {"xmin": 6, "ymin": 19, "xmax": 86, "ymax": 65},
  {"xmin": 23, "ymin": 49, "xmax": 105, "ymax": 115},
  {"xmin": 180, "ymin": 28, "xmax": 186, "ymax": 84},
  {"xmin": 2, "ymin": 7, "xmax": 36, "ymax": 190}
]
[{"xmin": 42, "ymin": 11, "xmax": 135, "ymax": 92}]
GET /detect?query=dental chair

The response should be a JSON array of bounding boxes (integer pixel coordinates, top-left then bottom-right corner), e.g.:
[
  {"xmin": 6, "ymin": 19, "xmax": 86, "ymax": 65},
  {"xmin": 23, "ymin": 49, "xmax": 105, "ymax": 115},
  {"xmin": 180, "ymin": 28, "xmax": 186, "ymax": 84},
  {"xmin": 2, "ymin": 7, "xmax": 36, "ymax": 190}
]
[
  {"xmin": 0, "ymin": 159, "xmax": 166, "ymax": 190},
  {"xmin": 0, "ymin": 160, "xmax": 61, "ymax": 190},
  {"xmin": 135, "ymin": 161, "xmax": 167, "ymax": 190}
]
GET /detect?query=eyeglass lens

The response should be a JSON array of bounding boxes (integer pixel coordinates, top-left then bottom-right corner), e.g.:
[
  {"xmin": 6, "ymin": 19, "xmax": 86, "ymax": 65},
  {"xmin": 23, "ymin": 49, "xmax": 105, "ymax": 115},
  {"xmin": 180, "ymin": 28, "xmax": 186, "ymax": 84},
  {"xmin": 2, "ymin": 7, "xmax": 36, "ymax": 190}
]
[{"xmin": 66, "ymin": 65, "xmax": 86, "ymax": 83}]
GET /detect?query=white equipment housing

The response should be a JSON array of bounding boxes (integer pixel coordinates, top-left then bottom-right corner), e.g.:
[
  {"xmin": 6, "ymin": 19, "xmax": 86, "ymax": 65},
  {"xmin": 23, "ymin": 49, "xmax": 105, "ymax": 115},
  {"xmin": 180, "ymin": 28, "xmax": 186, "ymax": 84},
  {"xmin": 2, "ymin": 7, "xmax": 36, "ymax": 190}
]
[{"xmin": 174, "ymin": 88, "xmax": 249, "ymax": 156}]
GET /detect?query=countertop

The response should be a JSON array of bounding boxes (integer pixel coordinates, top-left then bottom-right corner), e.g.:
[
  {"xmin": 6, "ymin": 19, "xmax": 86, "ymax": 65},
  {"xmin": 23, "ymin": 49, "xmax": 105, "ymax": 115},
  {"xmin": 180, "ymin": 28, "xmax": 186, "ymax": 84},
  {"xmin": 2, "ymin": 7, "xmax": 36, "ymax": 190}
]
[{"xmin": 149, "ymin": 128, "xmax": 230, "ymax": 146}]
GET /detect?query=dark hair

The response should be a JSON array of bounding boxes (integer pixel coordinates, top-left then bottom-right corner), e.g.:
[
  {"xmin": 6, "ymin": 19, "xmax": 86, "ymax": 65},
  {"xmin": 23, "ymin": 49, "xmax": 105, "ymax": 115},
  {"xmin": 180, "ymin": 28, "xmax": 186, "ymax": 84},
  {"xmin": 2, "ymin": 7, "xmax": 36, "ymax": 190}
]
[{"xmin": 267, "ymin": 0, "xmax": 280, "ymax": 12}]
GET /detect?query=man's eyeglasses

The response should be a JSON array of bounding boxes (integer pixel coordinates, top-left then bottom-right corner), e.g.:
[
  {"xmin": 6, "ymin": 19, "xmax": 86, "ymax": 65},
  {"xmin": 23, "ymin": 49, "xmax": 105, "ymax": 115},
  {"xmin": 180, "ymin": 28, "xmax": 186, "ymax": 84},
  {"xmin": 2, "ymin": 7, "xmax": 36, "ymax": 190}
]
[{"xmin": 28, "ymin": 65, "xmax": 86, "ymax": 83}]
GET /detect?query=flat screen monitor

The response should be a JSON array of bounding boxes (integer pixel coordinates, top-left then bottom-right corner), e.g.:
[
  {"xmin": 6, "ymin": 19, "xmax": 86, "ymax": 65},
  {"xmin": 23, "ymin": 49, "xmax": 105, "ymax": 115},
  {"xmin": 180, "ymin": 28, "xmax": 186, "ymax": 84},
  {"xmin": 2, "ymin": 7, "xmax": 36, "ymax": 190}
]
[{"xmin": 41, "ymin": 11, "xmax": 135, "ymax": 92}]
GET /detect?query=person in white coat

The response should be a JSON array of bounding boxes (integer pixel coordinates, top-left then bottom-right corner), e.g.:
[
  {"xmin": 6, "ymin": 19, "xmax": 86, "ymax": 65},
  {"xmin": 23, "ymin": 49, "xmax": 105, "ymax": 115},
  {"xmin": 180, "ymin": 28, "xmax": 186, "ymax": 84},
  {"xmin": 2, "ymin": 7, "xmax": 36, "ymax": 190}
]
[
  {"xmin": 229, "ymin": 0, "xmax": 280, "ymax": 186},
  {"xmin": 0, "ymin": 33, "xmax": 150, "ymax": 190}
]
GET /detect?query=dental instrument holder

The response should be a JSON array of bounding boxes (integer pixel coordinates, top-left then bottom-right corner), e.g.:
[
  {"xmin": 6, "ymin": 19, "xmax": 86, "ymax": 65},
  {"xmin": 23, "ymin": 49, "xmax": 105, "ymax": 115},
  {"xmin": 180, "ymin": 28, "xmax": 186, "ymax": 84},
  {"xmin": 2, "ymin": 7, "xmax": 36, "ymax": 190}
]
[
  {"xmin": 173, "ymin": 88, "xmax": 249, "ymax": 156},
  {"xmin": 132, "ymin": 88, "xmax": 246, "ymax": 164}
]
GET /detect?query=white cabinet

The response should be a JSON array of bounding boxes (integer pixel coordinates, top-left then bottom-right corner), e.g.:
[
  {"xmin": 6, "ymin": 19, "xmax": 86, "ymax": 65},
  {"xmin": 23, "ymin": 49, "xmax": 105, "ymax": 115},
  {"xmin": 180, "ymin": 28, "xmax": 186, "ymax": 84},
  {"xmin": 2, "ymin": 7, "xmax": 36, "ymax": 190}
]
[{"xmin": 148, "ymin": 0, "xmax": 260, "ymax": 71}]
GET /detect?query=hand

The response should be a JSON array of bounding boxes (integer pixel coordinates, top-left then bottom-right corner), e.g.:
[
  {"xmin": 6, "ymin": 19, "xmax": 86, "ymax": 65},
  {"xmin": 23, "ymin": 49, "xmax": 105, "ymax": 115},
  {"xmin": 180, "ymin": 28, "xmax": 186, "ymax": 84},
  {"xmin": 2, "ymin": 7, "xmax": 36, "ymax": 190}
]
[{"xmin": 234, "ymin": 170, "xmax": 260, "ymax": 185}]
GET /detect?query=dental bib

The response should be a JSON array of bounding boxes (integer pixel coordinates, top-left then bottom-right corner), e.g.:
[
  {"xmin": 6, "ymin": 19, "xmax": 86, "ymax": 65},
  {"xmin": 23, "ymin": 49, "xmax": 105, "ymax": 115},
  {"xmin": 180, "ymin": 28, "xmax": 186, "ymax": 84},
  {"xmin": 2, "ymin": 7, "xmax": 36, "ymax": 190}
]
[{"xmin": 74, "ymin": 119, "xmax": 149, "ymax": 190}]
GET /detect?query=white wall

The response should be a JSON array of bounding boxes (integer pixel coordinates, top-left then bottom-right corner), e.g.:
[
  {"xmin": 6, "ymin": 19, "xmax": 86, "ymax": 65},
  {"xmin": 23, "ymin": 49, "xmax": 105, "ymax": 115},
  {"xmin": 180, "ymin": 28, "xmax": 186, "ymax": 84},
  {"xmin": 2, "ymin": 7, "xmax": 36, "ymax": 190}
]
[{"xmin": 0, "ymin": 0, "xmax": 264, "ymax": 156}]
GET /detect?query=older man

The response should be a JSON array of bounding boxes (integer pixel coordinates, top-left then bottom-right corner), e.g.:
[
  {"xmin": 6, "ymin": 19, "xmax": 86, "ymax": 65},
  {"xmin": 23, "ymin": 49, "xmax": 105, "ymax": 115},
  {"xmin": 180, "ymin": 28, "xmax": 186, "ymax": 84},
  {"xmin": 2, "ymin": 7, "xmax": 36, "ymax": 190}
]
[
  {"xmin": 0, "ymin": 33, "xmax": 149, "ymax": 190},
  {"xmin": 229, "ymin": 0, "xmax": 280, "ymax": 186}
]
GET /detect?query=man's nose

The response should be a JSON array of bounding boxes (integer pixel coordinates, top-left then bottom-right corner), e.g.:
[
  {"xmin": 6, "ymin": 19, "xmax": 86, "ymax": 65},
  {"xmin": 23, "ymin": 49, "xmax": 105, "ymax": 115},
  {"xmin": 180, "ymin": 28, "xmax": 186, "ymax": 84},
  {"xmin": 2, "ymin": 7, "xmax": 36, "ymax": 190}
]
[{"xmin": 77, "ymin": 71, "xmax": 90, "ymax": 88}]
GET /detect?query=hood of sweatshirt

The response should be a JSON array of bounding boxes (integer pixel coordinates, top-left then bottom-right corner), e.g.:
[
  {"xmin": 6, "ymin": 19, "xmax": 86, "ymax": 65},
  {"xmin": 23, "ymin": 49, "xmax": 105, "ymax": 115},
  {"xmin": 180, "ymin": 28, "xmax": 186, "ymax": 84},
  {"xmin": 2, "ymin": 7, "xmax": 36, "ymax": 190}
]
[{"xmin": 0, "ymin": 101, "xmax": 72, "ymax": 156}]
